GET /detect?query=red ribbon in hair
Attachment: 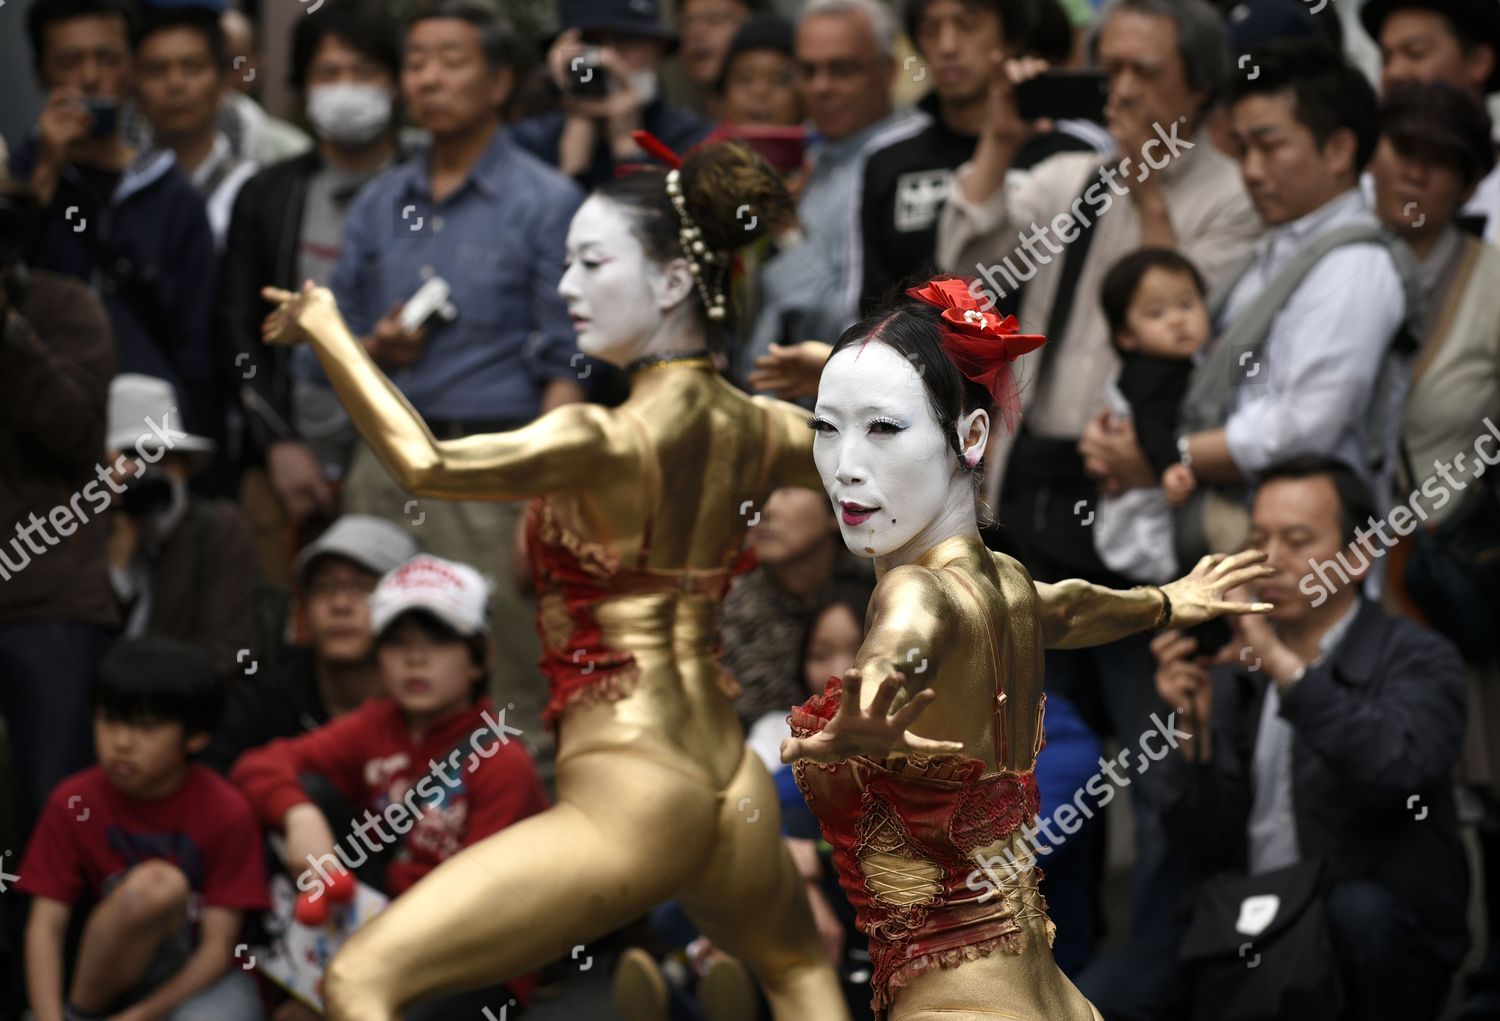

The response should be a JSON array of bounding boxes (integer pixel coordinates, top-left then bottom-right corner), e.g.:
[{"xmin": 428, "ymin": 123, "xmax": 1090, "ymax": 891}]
[
  {"xmin": 904, "ymin": 276, "xmax": 1046, "ymax": 432},
  {"xmin": 630, "ymin": 130, "xmax": 683, "ymax": 169}
]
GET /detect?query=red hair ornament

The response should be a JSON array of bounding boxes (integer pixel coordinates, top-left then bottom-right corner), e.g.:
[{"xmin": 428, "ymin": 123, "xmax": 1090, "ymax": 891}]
[{"xmin": 904, "ymin": 276, "xmax": 1046, "ymax": 432}]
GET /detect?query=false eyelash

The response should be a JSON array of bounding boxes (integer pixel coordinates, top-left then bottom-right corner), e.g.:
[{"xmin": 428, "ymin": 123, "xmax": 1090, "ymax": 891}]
[
  {"xmin": 870, "ymin": 416, "xmax": 905, "ymax": 431},
  {"xmin": 807, "ymin": 416, "xmax": 831, "ymax": 432}
]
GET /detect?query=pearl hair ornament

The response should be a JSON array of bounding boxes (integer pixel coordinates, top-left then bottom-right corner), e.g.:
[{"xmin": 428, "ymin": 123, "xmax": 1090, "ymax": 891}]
[{"xmin": 664, "ymin": 169, "xmax": 728, "ymax": 322}]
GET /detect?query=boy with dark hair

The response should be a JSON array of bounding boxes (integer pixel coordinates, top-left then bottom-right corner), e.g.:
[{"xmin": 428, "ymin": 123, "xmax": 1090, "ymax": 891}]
[
  {"xmin": 20, "ymin": 637, "xmax": 268, "ymax": 1021},
  {"xmin": 230, "ymin": 554, "xmax": 549, "ymax": 1016}
]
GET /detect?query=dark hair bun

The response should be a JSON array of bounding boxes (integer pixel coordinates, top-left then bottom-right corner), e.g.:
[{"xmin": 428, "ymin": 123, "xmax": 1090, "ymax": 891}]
[{"xmin": 679, "ymin": 141, "xmax": 795, "ymax": 252}]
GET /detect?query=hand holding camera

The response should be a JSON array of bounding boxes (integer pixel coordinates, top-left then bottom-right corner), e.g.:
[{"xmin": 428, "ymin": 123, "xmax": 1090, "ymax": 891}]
[{"xmin": 548, "ymin": 30, "xmax": 648, "ymax": 134}]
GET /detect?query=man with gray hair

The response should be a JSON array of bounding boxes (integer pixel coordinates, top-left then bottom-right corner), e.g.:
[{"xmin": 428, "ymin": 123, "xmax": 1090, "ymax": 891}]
[
  {"xmin": 743, "ymin": 0, "xmax": 911, "ymax": 379},
  {"xmin": 935, "ymin": 0, "xmax": 1261, "ymax": 1012}
]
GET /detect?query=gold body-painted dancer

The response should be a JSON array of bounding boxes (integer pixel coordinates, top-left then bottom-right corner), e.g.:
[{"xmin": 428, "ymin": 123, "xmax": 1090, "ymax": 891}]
[
  {"xmin": 778, "ymin": 300, "xmax": 1272, "ymax": 1021},
  {"xmin": 259, "ymin": 147, "xmax": 849, "ymax": 1020}
]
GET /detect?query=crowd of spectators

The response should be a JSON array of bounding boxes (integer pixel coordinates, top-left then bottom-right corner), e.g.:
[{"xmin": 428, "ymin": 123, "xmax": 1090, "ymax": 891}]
[{"xmin": 0, "ymin": 0, "xmax": 1497, "ymax": 1016}]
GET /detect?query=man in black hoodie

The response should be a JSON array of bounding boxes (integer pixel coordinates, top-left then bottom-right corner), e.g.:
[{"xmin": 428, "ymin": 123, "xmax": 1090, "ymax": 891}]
[{"xmin": 857, "ymin": 0, "xmax": 1108, "ymax": 309}]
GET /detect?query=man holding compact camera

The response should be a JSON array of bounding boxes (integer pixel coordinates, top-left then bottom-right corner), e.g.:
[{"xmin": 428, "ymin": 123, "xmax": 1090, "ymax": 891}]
[
  {"xmin": 316, "ymin": 0, "xmax": 583, "ymax": 757},
  {"xmin": 14, "ymin": 0, "xmax": 220, "ymax": 459},
  {"xmin": 1152, "ymin": 457, "xmax": 1468, "ymax": 1021},
  {"xmin": 513, "ymin": 0, "xmax": 712, "ymax": 187}
]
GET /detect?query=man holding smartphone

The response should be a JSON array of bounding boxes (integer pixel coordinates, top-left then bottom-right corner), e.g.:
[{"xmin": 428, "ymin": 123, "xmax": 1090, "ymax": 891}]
[
  {"xmin": 857, "ymin": 0, "xmax": 1109, "ymax": 309},
  {"xmin": 14, "ymin": 0, "xmax": 220, "ymax": 470}
]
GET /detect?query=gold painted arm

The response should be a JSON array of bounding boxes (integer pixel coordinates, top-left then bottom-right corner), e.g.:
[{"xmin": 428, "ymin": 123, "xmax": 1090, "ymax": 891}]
[
  {"xmin": 1033, "ymin": 579, "xmax": 1163, "ymax": 650},
  {"xmin": 1035, "ymin": 550, "xmax": 1275, "ymax": 648},
  {"xmin": 263, "ymin": 285, "xmax": 617, "ymax": 500},
  {"xmin": 853, "ymin": 567, "xmax": 954, "ymax": 709}
]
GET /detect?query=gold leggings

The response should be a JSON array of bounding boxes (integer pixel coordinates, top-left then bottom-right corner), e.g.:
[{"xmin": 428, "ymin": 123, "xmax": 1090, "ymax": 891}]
[{"xmin": 322, "ymin": 739, "xmax": 849, "ymax": 1020}]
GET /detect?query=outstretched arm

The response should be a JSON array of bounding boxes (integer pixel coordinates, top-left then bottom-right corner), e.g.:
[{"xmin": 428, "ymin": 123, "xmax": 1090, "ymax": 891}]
[
  {"xmin": 781, "ymin": 567, "xmax": 963, "ymax": 764},
  {"xmin": 262, "ymin": 283, "xmax": 618, "ymax": 500},
  {"xmin": 1036, "ymin": 551, "xmax": 1273, "ymax": 650}
]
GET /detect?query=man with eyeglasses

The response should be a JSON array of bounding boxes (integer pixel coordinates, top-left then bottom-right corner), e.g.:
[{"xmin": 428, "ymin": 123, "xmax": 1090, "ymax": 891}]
[
  {"xmin": 744, "ymin": 0, "xmax": 912, "ymax": 380},
  {"xmin": 200, "ymin": 515, "xmax": 419, "ymax": 774}
]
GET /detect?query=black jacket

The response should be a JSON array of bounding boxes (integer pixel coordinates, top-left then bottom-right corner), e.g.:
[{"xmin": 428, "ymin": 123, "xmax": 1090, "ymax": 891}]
[
  {"xmin": 857, "ymin": 94, "xmax": 1100, "ymax": 310},
  {"xmin": 1116, "ymin": 353, "xmax": 1193, "ymax": 476},
  {"xmin": 1160, "ymin": 599, "xmax": 1470, "ymax": 966},
  {"xmin": 200, "ymin": 644, "xmax": 329, "ymax": 774},
  {"xmin": 221, "ymin": 150, "xmax": 324, "ymax": 459}
]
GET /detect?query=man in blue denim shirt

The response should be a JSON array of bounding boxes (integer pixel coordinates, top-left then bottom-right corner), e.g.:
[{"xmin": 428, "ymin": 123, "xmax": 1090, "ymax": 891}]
[{"xmin": 310, "ymin": 0, "xmax": 584, "ymax": 760}]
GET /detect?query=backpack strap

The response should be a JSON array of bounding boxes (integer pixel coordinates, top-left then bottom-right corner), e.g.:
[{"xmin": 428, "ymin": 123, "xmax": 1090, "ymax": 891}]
[{"xmin": 1181, "ymin": 224, "xmax": 1423, "ymax": 447}]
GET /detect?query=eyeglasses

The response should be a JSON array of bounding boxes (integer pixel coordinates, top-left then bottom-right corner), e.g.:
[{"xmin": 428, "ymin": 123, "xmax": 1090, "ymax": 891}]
[
  {"xmin": 796, "ymin": 59, "xmax": 877, "ymax": 82},
  {"xmin": 305, "ymin": 577, "xmax": 378, "ymax": 598}
]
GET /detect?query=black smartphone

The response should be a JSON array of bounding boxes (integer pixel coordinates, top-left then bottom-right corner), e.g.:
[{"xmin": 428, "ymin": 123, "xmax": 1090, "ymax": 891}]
[
  {"xmin": 83, "ymin": 97, "xmax": 118, "ymax": 138},
  {"xmin": 566, "ymin": 47, "xmax": 611, "ymax": 99},
  {"xmin": 1182, "ymin": 617, "xmax": 1233, "ymax": 660},
  {"xmin": 1014, "ymin": 70, "xmax": 1108, "ymax": 123}
]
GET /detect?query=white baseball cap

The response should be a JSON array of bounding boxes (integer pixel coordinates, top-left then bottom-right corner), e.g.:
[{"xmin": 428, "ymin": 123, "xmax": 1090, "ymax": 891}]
[
  {"xmin": 295, "ymin": 515, "xmax": 421, "ymax": 588},
  {"xmin": 369, "ymin": 555, "xmax": 492, "ymax": 638}
]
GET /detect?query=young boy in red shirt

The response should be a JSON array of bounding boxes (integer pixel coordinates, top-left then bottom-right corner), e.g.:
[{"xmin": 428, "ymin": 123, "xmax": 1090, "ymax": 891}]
[
  {"xmin": 21, "ymin": 638, "xmax": 269, "ymax": 1021},
  {"xmin": 230, "ymin": 554, "xmax": 549, "ymax": 1016}
]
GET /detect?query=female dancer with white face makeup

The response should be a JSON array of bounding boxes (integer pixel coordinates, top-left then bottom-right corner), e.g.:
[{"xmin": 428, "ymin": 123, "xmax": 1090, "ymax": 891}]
[
  {"xmin": 779, "ymin": 278, "xmax": 1275, "ymax": 1021},
  {"xmin": 259, "ymin": 142, "xmax": 850, "ymax": 1020}
]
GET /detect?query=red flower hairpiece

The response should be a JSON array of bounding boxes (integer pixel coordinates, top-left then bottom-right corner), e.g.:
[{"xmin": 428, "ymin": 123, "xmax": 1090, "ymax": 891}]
[{"xmin": 904, "ymin": 276, "xmax": 1046, "ymax": 431}]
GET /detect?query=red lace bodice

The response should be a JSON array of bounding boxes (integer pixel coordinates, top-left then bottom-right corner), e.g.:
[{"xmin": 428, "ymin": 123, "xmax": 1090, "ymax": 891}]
[
  {"xmin": 524, "ymin": 497, "xmax": 755, "ymax": 726},
  {"xmin": 790, "ymin": 675, "xmax": 1052, "ymax": 1018}
]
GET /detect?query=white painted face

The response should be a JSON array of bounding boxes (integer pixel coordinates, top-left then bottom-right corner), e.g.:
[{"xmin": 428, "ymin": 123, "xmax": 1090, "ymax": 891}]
[
  {"xmin": 558, "ymin": 195, "xmax": 692, "ymax": 367},
  {"xmin": 812, "ymin": 339, "xmax": 989, "ymax": 561}
]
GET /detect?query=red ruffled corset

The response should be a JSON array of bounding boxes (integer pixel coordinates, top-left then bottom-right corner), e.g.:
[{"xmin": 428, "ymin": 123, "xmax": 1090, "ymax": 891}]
[
  {"xmin": 790, "ymin": 675, "xmax": 1050, "ymax": 1018},
  {"xmin": 524, "ymin": 497, "xmax": 754, "ymax": 726}
]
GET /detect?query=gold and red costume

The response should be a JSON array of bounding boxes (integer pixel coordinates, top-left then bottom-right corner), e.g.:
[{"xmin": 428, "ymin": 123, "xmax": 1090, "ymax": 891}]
[
  {"xmin": 262, "ymin": 286, "xmax": 849, "ymax": 1021},
  {"xmin": 782, "ymin": 280, "xmax": 1167, "ymax": 1019},
  {"xmin": 787, "ymin": 534, "xmax": 1171, "ymax": 1020}
]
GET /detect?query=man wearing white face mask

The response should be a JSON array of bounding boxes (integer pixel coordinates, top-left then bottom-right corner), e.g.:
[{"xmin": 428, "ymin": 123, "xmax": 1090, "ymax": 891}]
[{"xmin": 223, "ymin": 0, "xmax": 402, "ymax": 584}]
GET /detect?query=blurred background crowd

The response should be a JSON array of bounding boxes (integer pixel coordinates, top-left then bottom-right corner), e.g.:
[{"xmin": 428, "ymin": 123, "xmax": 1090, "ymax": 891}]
[{"xmin": 0, "ymin": 0, "xmax": 1497, "ymax": 1016}]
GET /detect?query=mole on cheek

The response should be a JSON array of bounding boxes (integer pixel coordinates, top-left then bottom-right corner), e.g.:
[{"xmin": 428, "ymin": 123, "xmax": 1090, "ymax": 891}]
[{"xmin": 890, "ymin": 518, "xmax": 896, "ymax": 525}]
